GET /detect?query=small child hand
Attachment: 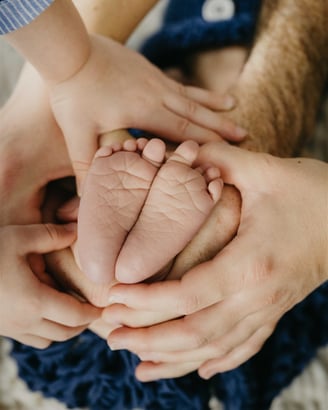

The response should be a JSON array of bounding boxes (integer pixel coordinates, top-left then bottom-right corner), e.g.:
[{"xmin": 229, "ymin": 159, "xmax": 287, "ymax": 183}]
[
  {"xmin": 50, "ymin": 34, "xmax": 245, "ymax": 191},
  {"xmin": 0, "ymin": 223, "xmax": 100, "ymax": 348}
]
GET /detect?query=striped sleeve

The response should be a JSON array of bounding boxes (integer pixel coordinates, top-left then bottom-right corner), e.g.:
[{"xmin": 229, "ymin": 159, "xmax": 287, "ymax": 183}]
[{"xmin": 0, "ymin": 0, "xmax": 54, "ymax": 34}]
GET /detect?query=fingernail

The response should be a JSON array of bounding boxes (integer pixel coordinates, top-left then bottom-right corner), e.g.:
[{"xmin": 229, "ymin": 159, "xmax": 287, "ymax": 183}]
[
  {"xmin": 200, "ymin": 369, "xmax": 215, "ymax": 380},
  {"xmin": 108, "ymin": 294, "xmax": 125, "ymax": 305},
  {"xmin": 235, "ymin": 126, "xmax": 248, "ymax": 138},
  {"xmin": 57, "ymin": 201, "xmax": 78, "ymax": 215},
  {"xmin": 107, "ymin": 339, "xmax": 124, "ymax": 351},
  {"xmin": 63, "ymin": 222, "xmax": 77, "ymax": 232},
  {"xmin": 222, "ymin": 95, "xmax": 236, "ymax": 110}
]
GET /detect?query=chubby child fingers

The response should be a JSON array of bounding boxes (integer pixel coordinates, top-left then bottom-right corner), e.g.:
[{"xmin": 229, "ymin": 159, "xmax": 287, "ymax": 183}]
[
  {"xmin": 15, "ymin": 223, "xmax": 77, "ymax": 255},
  {"xmin": 40, "ymin": 284, "xmax": 101, "ymax": 327}
]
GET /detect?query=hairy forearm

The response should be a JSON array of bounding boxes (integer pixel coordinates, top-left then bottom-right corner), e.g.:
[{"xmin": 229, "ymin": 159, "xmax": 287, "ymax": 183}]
[
  {"xmin": 5, "ymin": 0, "xmax": 90, "ymax": 84},
  {"xmin": 232, "ymin": 0, "xmax": 328, "ymax": 155},
  {"xmin": 73, "ymin": 0, "xmax": 158, "ymax": 43}
]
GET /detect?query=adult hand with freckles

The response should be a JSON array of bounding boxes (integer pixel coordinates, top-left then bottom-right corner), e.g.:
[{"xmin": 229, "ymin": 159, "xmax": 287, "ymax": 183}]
[{"xmin": 106, "ymin": 141, "xmax": 328, "ymax": 381}]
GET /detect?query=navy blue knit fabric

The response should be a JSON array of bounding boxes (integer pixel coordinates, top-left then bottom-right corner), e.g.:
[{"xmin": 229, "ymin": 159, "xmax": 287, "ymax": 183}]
[
  {"xmin": 141, "ymin": 0, "xmax": 262, "ymax": 68},
  {"xmin": 10, "ymin": 282, "xmax": 328, "ymax": 409}
]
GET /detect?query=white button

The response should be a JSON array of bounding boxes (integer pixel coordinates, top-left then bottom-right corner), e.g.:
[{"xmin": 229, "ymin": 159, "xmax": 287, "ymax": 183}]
[{"xmin": 202, "ymin": 0, "xmax": 235, "ymax": 22}]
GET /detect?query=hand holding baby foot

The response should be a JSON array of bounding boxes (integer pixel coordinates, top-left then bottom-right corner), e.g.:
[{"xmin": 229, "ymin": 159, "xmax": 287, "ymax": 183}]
[
  {"xmin": 0, "ymin": 223, "xmax": 100, "ymax": 348},
  {"xmin": 105, "ymin": 143, "xmax": 328, "ymax": 381}
]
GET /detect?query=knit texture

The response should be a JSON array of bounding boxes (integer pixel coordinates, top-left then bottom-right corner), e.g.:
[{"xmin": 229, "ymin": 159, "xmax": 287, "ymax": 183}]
[
  {"xmin": 141, "ymin": 0, "xmax": 262, "ymax": 68},
  {"xmin": 10, "ymin": 1, "xmax": 328, "ymax": 408},
  {"xmin": 11, "ymin": 282, "xmax": 328, "ymax": 410}
]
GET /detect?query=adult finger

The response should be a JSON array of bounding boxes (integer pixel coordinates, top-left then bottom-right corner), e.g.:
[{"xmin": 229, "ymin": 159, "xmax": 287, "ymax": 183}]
[
  {"xmin": 180, "ymin": 85, "xmax": 236, "ymax": 112},
  {"xmin": 198, "ymin": 325, "xmax": 273, "ymax": 378},
  {"xmin": 40, "ymin": 284, "xmax": 100, "ymax": 327},
  {"xmin": 134, "ymin": 107, "xmax": 222, "ymax": 144},
  {"xmin": 108, "ymin": 240, "xmax": 250, "ymax": 314},
  {"xmin": 163, "ymin": 93, "xmax": 246, "ymax": 142},
  {"xmin": 135, "ymin": 360, "xmax": 202, "ymax": 382},
  {"xmin": 15, "ymin": 223, "xmax": 77, "ymax": 255},
  {"xmin": 137, "ymin": 308, "xmax": 276, "ymax": 365},
  {"xmin": 107, "ymin": 284, "xmax": 273, "ymax": 354},
  {"xmin": 102, "ymin": 303, "xmax": 174, "ymax": 328},
  {"xmin": 165, "ymin": 77, "xmax": 237, "ymax": 111},
  {"xmin": 197, "ymin": 142, "xmax": 274, "ymax": 189},
  {"xmin": 30, "ymin": 321, "xmax": 86, "ymax": 342},
  {"xmin": 17, "ymin": 335, "xmax": 51, "ymax": 349}
]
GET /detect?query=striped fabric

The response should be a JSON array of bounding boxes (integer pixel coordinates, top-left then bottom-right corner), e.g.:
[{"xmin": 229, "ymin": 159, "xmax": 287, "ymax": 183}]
[{"xmin": 0, "ymin": 0, "xmax": 54, "ymax": 34}]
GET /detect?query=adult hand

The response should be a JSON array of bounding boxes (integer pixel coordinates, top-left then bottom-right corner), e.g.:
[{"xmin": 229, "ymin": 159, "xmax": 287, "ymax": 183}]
[
  {"xmin": 105, "ymin": 142, "xmax": 328, "ymax": 380},
  {"xmin": 0, "ymin": 223, "xmax": 100, "ymax": 348},
  {"xmin": 50, "ymin": 34, "xmax": 246, "ymax": 190}
]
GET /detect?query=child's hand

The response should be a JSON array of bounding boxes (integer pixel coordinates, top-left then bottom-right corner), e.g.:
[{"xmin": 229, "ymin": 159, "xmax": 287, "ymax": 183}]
[
  {"xmin": 50, "ymin": 34, "xmax": 245, "ymax": 190},
  {"xmin": 0, "ymin": 223, "xmax": 100, "ymax": 348}
]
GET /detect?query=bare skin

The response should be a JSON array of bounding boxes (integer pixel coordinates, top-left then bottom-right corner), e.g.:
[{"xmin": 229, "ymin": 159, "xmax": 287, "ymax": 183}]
[
  {"xmin": 114, "ymin": 140, "xmax": 222, "ymax": 283},
  {"xmin": 78, "ymin": 137, "xmax": 222, "ymax": 284},
  {"xmin": 3, "ymin": 0, "xmax": 326, "ymax": 381},
  {"xmin": 103, "ymin": 0, "xmax": 328, "ymax": 380},
  {"xmin": 78, "ymin": 138, "xmax": 166, "ymax": 283}
]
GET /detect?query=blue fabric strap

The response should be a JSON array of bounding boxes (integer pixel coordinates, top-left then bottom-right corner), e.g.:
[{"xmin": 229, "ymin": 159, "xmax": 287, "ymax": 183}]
[{"xmin": 0, "ymin": 0, "xmax": 54, "ymax": 34}]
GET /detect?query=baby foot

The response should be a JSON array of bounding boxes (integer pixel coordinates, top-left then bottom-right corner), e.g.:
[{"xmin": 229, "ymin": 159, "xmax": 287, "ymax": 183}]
[
  {"xmin": 77, "ymin": 138, "xmax": 166, "ymax": 283},
  {"xmin": 115, "ymin": 140, "xmax": 223, "ymax": 283}
]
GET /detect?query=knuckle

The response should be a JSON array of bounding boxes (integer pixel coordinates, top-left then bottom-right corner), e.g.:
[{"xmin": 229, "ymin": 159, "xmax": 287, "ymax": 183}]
[
  {"xmin": 43, "ymin": 223, "xmax": 59, "ymax": 243},
  {"xmin": 177, "ymin": 294, "xmax": 201, "ymax": 315},
  {"xmin": 182, "ymin": 319, "xmax": 210, "ymax": 349},
  {"xmin": 176, "ymin": 117, "xmax": 191, "ymax": 138},
  {"xmin": 212, "ymin": 341, "xmax": 231, "ymax": 358},
  {"xmin": 264, "ymin": 287, "xmax": 296, "ymax": 313},
  {"xmin": 175, "ymin": 82, "xmax": 187, "ymax": 97},
  {"xmin": 72, "ymin": 159, "xmax": 91, "ymax": 174},
  {"xmin": 184, "ymin": 98, "xmax": 198, "ymax": 118},
  {"xmin": 251, "ymin": 256, "xmax": 275, "ymax": 284}
]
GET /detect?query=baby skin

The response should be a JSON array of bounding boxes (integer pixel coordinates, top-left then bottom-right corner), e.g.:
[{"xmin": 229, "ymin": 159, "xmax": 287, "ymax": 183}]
[{"xmin": 77, "ymin": 137, "xmax": 223, "ymax": 284}]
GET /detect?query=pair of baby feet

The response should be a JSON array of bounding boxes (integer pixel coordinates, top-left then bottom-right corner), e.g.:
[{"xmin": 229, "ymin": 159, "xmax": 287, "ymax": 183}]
[{"xmin": 77, "ymin": 138, "xmax": 223, "ymax": 284}]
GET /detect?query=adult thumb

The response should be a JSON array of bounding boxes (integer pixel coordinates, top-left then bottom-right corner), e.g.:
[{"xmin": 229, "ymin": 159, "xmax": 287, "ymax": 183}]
[
  {"xmin": 18, "ymin": 223, "xmax": 77, "ymax": 255},
  {"xmin": 197, "ymin": 142, "xmax": 269, "ymax": 189}
]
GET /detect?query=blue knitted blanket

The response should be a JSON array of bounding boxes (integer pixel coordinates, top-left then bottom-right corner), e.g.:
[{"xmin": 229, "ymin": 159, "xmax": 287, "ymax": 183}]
[
  {"xmin": 11, "ymin": 1, "xmax": 328, "ymax": 409},
  {"xmin": 142, "ymin": 0, "xmax": 261, "ymax": 68},
  {"xmin": 11, "ymin": 282, "xmax": 328, "ymax": 409}
]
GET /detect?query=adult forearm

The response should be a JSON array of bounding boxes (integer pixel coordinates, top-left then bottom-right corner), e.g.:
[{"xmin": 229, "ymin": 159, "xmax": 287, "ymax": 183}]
[
  {"xmin": 232, "ymin": 0, "xmax": 328, "ymax": 155},
  {"xmin": 73, "ymin": 0, "xmax": 158, "ymax": 43},
  {"xmin": 4, "ymin": 0, "xmax": 90, "ymax": 84}
]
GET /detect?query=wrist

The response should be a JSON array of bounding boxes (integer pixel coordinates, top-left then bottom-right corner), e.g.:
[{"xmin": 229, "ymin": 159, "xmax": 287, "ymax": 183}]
[{"xmin": 5, "ymin": 0, "xmax": 91, "ymax": 85}]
